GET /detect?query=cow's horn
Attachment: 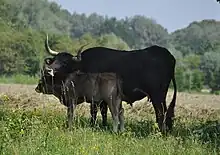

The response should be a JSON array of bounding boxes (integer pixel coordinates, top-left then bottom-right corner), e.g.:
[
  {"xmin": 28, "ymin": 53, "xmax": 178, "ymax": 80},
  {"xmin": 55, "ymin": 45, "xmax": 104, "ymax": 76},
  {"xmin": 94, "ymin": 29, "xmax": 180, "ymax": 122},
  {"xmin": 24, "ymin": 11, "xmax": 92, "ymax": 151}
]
[
  {"xmin": 73, "ymin": 43, "xmax": 90, "ymax": 61},
  {"xmin": 45, "ymin": 34, "xmax": 59, "ymax": 56}
]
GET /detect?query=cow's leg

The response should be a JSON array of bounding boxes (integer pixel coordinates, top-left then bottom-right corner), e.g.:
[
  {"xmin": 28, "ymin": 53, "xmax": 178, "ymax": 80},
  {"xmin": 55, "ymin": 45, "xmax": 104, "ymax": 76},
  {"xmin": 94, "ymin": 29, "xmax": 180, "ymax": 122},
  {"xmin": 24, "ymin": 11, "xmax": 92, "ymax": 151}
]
[
  {"xmin": 163, "ymin": 87, "xmax": 175, "ymax": 132},
  {"xmin": 67, "ymin": 102, "xmax": 75, "ymax": 130},
  {"xmin": 162, "ymin": 98, "xmax": 171, "ymax": 131},
  {"xmin": 162, "ymin": 99, "xmax": 174, "ymax": 132},
  {"xmin": 118, "ymin": 101, "xmax": 125, "ymax": 132},
  {"xmin": 165, "ymin": 112, "xmax": 173, "ymax": 132},
  {"xmin": 162, "ymin": 100, "xmax": 167, "ymax": 125},
  {"xmin": 90, "ymin": 98, "xmax": 98, "ymax": 126},
  {"xmin": 100, "ymin": 101, "xmax": 108, "ymax": 126},
  {"xmin": 165, "ymin": 102, "xmax": 174, "ymax": 132},
  {"xmin": 161, "ymin": 87, "xmax": 173, "ymax": 132},
  {"xmin": 152, "ymin": 96, "xmax": 166, "ymax": 133},
  {"xmin": 162, "ymin": 100, "xmax": 167, "ymax": 113},
  {"xmin": 107, "ymin": 96, "xmax": 119, "ymax": 133}
]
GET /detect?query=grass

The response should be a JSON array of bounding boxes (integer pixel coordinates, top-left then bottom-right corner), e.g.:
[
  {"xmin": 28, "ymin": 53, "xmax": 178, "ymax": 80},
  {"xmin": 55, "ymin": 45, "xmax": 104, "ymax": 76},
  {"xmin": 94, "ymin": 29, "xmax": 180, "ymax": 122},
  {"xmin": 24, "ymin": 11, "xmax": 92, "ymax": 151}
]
[
  {"xmin": 0, "ymin": 74, "xmax": 38, "ymax": 85},
  {"xmin": 0, "ymin": 84, "xmax": 220, "ymax": 154}
]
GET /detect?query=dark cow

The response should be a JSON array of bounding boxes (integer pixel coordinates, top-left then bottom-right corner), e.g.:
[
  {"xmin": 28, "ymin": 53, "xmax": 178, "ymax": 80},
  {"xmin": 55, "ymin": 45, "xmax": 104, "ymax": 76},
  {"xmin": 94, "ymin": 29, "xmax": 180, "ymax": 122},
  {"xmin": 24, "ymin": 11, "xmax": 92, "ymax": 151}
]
[
  {"xmin": 36, "ymin": 71, "xmax": 124, "ymax": 132},
  {"xmin": 43, "ymin": 35, "xmax": 177, "ymax": 133},
  {"xmin": 35, "ymin": 69, "xmax": 108, "ymax": 127}
]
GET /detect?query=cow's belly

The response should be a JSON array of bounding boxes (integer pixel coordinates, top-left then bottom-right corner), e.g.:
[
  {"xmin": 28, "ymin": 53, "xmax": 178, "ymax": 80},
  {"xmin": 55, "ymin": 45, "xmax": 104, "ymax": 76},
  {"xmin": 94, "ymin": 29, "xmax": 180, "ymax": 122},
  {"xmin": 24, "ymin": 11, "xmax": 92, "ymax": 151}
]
[{"xmin": 123, "ymin": 90, "xmax": 146, "ymax": 103}]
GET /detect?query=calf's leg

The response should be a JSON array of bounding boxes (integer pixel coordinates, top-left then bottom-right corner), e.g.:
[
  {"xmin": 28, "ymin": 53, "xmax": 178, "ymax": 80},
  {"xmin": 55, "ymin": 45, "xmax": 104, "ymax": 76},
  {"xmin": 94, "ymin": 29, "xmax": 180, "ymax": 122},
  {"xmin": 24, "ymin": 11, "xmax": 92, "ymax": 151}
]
[
  {"xmin": 107, "ymin": 97, "xmax": 120, "ymax": 133},
  {"xmin": 90, "ymin": 99, "xmax": 98, "ymax": 126},
  {"xmin": 100, "ymin": 101, "xmax": 108, "ymax": 126}
]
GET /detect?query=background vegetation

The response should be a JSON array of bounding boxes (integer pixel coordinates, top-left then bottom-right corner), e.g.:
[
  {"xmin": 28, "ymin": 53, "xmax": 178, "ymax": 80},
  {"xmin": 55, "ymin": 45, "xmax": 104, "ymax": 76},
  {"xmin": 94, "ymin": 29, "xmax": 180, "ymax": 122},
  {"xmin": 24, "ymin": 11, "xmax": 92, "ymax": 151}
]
[{"xmin": 0, "ymin": 0, "xmax": 220, "ymax": 94}]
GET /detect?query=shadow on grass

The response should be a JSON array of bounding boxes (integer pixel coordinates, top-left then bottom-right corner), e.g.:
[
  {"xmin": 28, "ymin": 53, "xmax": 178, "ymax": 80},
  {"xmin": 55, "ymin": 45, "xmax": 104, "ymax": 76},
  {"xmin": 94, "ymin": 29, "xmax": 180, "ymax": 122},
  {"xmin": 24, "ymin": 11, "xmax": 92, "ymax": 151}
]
[
  {"xmin": 190, "ymin": 120, "xmax": 220, "ymax": 148},
  {"xmin": 171, "ymin": 118, "xmax": 220, "ymax": 152}
]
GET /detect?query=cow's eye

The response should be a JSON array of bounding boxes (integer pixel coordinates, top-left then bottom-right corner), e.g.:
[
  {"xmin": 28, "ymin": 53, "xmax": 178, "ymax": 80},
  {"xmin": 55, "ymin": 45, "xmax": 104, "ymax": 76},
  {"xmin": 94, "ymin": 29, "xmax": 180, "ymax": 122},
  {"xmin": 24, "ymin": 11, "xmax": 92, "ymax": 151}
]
[{"xmin": 45, "ymin": 58, "xmax": 53, "ymax": 65}]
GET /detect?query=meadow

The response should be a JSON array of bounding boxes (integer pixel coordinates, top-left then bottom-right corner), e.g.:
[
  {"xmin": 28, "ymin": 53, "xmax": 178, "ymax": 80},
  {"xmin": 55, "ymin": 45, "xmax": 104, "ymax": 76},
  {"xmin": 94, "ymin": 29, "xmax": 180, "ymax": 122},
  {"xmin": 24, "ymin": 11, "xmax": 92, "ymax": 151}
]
[{"xmin": 0, "ymin": 83, "xmax": 220, "ymax": 155}]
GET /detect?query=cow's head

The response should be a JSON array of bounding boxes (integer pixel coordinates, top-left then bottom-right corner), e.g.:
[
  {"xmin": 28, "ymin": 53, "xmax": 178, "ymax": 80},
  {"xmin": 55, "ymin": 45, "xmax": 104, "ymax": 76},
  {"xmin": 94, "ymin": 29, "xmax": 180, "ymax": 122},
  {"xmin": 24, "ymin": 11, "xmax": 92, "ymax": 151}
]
[{"xmin": 44, "ymin": 34, "xmax": 89, "ymax": 77}]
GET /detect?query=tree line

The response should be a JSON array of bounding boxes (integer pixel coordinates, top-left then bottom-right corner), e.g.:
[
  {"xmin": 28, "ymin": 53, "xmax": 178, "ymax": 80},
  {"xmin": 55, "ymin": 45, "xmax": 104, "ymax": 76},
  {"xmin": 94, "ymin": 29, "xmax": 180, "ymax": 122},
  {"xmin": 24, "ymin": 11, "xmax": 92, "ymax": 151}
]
[{"xmin": 0, "ymin": 0, "xmax": 220, "ymax": 93}]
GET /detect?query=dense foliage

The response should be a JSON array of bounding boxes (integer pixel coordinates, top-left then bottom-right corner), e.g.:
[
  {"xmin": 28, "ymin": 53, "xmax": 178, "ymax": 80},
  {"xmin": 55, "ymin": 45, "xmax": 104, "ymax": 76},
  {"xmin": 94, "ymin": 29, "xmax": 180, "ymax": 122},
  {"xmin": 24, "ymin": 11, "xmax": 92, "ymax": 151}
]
[{"xmin": 0, "ymin": 0, "xmax": 219, "ymax": 93}]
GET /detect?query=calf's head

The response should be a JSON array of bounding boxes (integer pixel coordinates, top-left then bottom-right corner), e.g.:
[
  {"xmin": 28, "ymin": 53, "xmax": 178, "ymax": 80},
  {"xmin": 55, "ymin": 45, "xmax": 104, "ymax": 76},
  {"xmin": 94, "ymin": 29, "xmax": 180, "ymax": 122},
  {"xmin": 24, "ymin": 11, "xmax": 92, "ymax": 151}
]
[
  {"xmin": 35, "ymin": 69, "xmax": 61, "ymax": 94},
  {"xmin": 35, "ymin": 72, "xmax": 54, "ymax": 94}
]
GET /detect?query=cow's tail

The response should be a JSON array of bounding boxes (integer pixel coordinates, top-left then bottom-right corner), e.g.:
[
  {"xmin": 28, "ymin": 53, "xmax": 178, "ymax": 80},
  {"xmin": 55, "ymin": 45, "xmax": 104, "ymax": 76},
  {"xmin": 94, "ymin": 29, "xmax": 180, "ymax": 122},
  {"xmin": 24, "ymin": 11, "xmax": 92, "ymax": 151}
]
[{"xmin": 166, "ymin": 70, "xmax": 177, "ymax": 119}]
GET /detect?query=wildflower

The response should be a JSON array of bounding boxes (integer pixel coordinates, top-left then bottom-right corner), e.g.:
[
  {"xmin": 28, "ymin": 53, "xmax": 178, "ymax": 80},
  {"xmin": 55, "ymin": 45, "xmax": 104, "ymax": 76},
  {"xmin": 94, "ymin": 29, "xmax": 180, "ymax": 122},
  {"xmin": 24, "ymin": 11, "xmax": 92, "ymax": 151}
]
[
  {"xmin": 3, "ymin": 94, "xmax": 10, "ymax": 101},
  {"xmin": 20, "ymin": 129, "xmax": 24, "ymax": 135},
  {"xmin": 91, "ymin": 144, "xmax": 99, "ymax": 151},
  {"xmin": 153, "ymin": 122, "xmax": 159, "ymax": 130}
]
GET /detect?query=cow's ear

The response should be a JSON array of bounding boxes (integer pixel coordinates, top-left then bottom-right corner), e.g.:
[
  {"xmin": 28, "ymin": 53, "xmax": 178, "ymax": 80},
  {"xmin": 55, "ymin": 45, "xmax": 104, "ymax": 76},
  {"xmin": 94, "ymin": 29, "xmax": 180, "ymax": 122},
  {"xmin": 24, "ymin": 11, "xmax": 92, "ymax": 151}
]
[
  {"xmin": 72, "ymin": 56, "xmax": 80, "ymax": 62},
  {"xmin": 45, "ymin": 58, "xmax": 53, "ymax": 65}
]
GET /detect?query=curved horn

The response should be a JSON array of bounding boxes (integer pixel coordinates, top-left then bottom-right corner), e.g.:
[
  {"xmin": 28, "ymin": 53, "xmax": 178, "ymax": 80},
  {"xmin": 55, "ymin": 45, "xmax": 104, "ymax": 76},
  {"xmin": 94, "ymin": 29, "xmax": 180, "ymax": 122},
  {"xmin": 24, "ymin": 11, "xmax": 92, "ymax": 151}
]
[
  {"xmin": 76, "ymin": 43, "xmax": 90, "ymax": 61},
  {"xmin": 45, "ymin": 34, "xmax": 59, "ymax": 56}
]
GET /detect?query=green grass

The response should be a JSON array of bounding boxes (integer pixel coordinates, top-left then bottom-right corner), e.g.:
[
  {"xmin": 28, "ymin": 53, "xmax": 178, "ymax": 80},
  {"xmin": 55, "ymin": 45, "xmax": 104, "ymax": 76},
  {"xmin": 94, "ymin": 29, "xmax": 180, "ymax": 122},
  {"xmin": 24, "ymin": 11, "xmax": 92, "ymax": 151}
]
[
  {"xmin": 0, "ymin": 107, "xmax": 220, "ymax": 154},
  {"xmin": 0, "ymin": 108, "xmax": 219, "ymax": 155},
  {"xmin": 0, "ymin": 74, "xmax": 38, "ymax": 85},
  {"xmin": 0, "ymin": 85, "xmax": 220, "ymax": 155}
]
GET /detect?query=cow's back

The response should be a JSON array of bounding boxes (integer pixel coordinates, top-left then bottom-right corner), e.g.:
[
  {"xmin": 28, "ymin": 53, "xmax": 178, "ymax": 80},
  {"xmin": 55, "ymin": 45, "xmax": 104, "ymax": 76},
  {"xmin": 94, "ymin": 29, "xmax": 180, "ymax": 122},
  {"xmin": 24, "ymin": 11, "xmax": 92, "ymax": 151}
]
[
  {"xmin": 80, "ymin": 45, "xmax": 174, "ymax": 73},
  {"xmin": 80, "ymin": 47, "xmax": 130, "ymax": 72}
]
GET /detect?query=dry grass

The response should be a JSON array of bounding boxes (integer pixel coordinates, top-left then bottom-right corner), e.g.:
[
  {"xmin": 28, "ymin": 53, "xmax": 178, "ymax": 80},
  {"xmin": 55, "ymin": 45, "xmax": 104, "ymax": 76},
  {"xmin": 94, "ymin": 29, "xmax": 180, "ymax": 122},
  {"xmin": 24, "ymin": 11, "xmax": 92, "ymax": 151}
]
[{"xmin": 1, "ymin": 83, "xmax": 220, "ymax": 116}]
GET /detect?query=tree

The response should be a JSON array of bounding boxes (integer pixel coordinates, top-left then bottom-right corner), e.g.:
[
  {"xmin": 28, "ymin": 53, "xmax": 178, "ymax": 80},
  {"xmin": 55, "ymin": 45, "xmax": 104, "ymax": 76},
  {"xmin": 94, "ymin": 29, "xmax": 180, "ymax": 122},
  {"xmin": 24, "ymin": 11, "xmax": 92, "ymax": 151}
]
[
  {"xmin": 200, "ymin": 52, "xmax": 220, "ymax": 92},
  {"xmin": 191, "ymin": 70, "xmax": 204, "ymax": 91},
  {"xmin": 96, "ymin": 33, "xmax": 130, "ymax": 50},
  {"xmin": 0, "ymin": 0, "xmax": 220, "ymax": 94}
]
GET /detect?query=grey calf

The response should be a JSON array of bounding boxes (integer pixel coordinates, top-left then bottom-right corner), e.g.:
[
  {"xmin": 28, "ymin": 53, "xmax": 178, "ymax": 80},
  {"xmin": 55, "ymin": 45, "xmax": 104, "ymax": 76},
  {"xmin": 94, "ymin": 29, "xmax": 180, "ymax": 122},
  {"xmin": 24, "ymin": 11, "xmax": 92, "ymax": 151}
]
[{"xmin": 63, "ymin": 71, "xmax": 124, "ymax": 133}]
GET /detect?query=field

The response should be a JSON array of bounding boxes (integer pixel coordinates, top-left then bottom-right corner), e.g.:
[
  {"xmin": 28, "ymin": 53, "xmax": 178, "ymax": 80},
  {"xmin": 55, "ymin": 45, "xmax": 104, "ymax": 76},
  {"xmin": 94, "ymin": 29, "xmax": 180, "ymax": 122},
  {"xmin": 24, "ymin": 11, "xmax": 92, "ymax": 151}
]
[{"xmin": 0, "ymin": 84, "xmax": 220, "ymax": 155}]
